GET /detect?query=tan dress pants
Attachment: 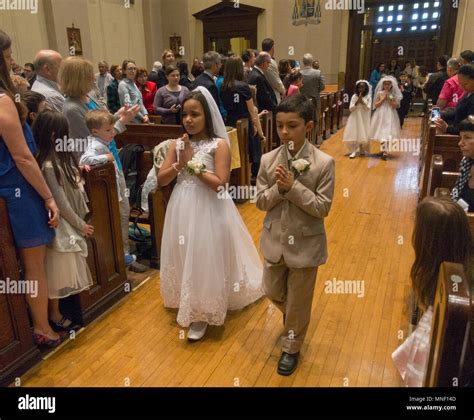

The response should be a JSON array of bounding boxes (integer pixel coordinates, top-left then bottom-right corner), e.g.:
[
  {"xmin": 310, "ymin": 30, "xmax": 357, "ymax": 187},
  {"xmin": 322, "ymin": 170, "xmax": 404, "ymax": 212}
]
[{"xmin": 263, "ymin": 257, "xmax": 318, "ymax": 354}]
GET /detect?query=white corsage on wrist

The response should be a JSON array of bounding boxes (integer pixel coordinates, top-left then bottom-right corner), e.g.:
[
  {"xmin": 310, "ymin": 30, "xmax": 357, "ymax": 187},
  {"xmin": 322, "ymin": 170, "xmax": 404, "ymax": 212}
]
[
  {"xmin": 186, "ymin": 157, "xmax": 206, "ymax": 175},
  {"xmin": 291, "ymin": 158, "xmax": 310, "ymax": 176},
  {"xmin": 388, "ymin": 94, "xmax": 395, "ymax": 101}
]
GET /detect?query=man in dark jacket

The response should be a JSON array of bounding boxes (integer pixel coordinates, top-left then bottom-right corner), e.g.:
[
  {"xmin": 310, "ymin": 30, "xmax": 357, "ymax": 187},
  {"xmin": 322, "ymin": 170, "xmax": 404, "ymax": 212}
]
[
  {"xmin": 193, "ymin": 51, "xmax": 222, "ymax": 112},
  {"xmin": 424, "ymin": 56, "xmax": 449, "ymax": 104},
  {"xmin": 247, "ymin": 52, "xmax": 278, "ymax": 113}
]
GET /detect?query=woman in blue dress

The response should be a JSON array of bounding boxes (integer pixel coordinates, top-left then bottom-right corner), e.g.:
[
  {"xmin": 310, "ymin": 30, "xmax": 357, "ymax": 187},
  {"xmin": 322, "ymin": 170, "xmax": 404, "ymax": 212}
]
[{"xmin": 0, "ymin": 30, "xmax": 62, "ymax": 347}]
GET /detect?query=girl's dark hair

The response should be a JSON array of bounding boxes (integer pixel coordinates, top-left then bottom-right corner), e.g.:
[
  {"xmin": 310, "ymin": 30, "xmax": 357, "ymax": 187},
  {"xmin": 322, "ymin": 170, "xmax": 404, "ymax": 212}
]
[
  {"xmin": 278, "ymin": 59, "xmax": 291, "ymax": 76},
  {"xmin": 377, "ymin": 62, "xmax": 385, "ymax": 71},
  {"xmin": 288, "ymin": 71, "xmax": 303, "ymax": 84},
  {"xmin": 411, "ymin": 197, "xmax": 471, "ymax": 309},
  {"xmin": 356, "ymin": 81, "xmax": 369, "ymax": 97},
  {"xmin": 177, "ymin": 60, "xmax": 189, "ymax": 77},
  {"xmin": 284, "ymin": 71, "xmax": 303, "ymax": 91},
  {"xmin": 34, "ymin": 110, "xmax": 81, "ymax": 189},
  {"xmin": 222, "ymin": 56, "xmax": 244, "ymax": 91},
  {"xmin": 21, "ymin": 91, "xmax": 45, "ymax": 125},
  {"xmin": 458, "ymin": 63, "xmax": 474, "ymax": 79},
  {"xmin": 459, "ymin": 116, "xmax": 474, "ymax": 132},
  {"xmin": 165, "ymin": 64, "xmax": 179, "ymax": 77},
  {"xmin": 0, "ymin": 30, "xmax": 27, "ymax": 124},
  {"xmin": 182, "ymin": 91, "xmax": 217, "ymax": 139}
]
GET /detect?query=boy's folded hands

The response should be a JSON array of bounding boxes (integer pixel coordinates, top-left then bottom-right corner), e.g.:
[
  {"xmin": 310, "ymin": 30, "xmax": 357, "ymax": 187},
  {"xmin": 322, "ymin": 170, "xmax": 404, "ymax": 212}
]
[{"xmin": 275, "ymin": 164, "xmax": 295, "ymax": 194}]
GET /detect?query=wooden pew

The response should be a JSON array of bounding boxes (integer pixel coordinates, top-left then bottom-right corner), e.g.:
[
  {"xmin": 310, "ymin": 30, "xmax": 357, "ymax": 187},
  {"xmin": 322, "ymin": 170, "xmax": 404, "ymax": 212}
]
[
  {"xmin": 0, "ymin": 199, "xmax": 42, "ymax": 386},
  {"xmin": 321, "ymin": 94, "xmax": 331, "ymax": 140},
  {"xmin": 425, "ymin": 261, "xmax": 472, "ymax": 387},
  {"xmin": 115, "ymin": 122, "xmax": 251, "ymax": 190},
  {"xmin": 427, "ymin": 155, "xmax": 459, "ymax": 197},
  {"xmin": 77, "ymin": 162, "xmax": 128, "ymax": 325},
  {"xmin": 418, "ymin": 124, "xmax": 461, "ymax": 200},
  {"xmin": 329, "ymin": 92, "xmax": 338, "ymax": 134},
  {"xmin": 115, "ymin": 124, "xmax": 183, "ymax": 150},
  {"xmin": 131, "ymin": 151, "xmax": 173, "ymax": 269},
  {"xmin": 336, "ymin": 89, "xmax": 345, "ymax": 130},
  {"xmin": 260, "ymin": 111, "xmax": 274, "ymax": 154},
  {"xmin": 428, "ymin": 158, "xmax": 474, "ymax": 239},
  {"xmin": 148, "ymin": 115, "xmax": 161, "ymax": 125}
]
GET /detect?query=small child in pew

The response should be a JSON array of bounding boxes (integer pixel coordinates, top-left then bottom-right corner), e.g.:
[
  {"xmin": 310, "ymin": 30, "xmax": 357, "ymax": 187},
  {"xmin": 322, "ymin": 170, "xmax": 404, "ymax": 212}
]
[
  {"xmin": 370, "ymin": 76, "xmax": 402, "ymax": 160},
  {"xmin": 342, "ymin": 80, "xmax": 372, "ymax": 159},
  {"xmin": 80, "ymin": 109, "xmax": 147, "ymax": 273},
  {"xmin": 33, "ymin": 110, "xmax": 94, "ymax": 332},
  {"xmin": 284, "ymin": 71, "xmax": 304, "ymax": 98},
  {"xmin": 397, "ymin": 72, "xmax": 415, "ymax": 128},
  {"xmin": 392, "ymin": 197, "xmax": 472, "ymax": 387}
]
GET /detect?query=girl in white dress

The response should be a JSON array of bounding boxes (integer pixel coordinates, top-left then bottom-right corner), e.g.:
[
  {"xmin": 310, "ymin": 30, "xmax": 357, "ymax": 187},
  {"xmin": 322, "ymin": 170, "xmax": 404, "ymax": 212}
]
[
  {"xmin": 343, "ymin": 80, "xmax": 372, "ymax": 159},
  {"xmin": 158, "ymin": 87, "xmax": 263, "ymax": 341},
  {"xmin": 370, "ymin": 76, "xmax": 402, "ymax": 160}
]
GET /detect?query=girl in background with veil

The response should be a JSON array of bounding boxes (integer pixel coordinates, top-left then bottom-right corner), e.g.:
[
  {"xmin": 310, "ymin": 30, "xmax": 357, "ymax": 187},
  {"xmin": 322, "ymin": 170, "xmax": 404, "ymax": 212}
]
[
  {"xmin": 370, "ymin": 76, "xmax": 402, "ymax": 160},
  {"xmin": 157, "ymin": 86, "xmax": 263, "ymax": 341},
  {"xmin": 343, "ymin": 80, "xmax": 372, "ymax": 159}
]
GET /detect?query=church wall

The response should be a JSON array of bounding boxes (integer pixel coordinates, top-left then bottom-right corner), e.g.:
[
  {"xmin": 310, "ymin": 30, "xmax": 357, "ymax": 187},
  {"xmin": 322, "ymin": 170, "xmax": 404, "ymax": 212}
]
[
  {"xmin": 452, "ymin": 0, "xmax": 474, "ymax": 56},
  {"xmin": 0, "ymin": 2, "xmax": 49, "ymax": 66}
]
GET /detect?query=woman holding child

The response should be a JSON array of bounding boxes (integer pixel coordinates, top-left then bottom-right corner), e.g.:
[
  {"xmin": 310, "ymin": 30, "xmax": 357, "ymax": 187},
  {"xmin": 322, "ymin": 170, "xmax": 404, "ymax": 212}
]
[{"xmin": 60, "ymin": 56, "xmax": 146, "ymax": 272}]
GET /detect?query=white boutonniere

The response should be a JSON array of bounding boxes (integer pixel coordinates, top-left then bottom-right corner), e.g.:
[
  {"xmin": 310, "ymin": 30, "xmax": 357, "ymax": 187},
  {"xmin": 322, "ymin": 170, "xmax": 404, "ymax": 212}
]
[
  {"xmin": 186, "ymin": 157, "xmax": 206, "ymax": 175},
  {"xmin": 291, "ymin": 158, "xmax": 310, "ymax": 176}
]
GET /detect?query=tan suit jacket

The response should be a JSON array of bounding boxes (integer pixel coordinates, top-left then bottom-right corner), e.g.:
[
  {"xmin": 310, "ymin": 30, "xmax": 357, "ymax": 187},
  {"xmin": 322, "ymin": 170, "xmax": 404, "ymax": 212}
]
[{"xmin": 256, "ymin": 141, "xmax": 335, "ymax": 268}]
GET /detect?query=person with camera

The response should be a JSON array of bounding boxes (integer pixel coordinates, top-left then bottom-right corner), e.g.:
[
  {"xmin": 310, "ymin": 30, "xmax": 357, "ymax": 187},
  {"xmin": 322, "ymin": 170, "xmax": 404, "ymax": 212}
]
[{"xmin": 153, "ymin": 65, "xmax": 190, "ymax": 125}]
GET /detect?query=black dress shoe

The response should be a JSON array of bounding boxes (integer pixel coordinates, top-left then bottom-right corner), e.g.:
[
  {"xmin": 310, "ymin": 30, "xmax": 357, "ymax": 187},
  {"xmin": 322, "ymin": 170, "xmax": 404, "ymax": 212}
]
[{"xmin": 277, "ymin": 352, "xmax": 299, "ymax": 376}]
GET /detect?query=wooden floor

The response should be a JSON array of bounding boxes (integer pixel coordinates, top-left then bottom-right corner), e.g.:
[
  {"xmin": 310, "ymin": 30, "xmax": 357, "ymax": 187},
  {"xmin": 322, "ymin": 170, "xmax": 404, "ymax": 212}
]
[{"xmin": 20, "ymin": 117, "xmax": 422, "ymax": 387}]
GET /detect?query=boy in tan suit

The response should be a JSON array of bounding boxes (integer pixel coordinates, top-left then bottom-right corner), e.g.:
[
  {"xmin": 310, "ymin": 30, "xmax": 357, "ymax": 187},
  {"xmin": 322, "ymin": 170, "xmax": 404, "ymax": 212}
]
[{"xmin": 256, "ymin": 94, "xmax": 335, "ymax": 375}]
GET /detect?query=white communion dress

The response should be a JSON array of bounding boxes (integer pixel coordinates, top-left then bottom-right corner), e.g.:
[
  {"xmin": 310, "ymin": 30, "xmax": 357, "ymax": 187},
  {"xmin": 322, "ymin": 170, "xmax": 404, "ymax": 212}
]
[
  {"xmin": 343, "ymin": 94, "xmax": 372, "ymax": 148},
  {"xmin": 160, "ymin": 138, "xmax": 264, "ymax": 327}
]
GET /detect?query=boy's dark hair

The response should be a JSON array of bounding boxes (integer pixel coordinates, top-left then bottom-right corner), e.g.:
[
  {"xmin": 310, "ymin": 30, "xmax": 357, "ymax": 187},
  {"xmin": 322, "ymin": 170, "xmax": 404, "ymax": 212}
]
[
  {"xmin": 459, "ymin": 117, "xmax": 474, "ymax": 132},
  {"xmin": 276, "ymin": 94, "xmax": 314, "ymax": 123},
  {"xmin": 182, "ymin": 90, "xmax": 218, "ymax": 139}
]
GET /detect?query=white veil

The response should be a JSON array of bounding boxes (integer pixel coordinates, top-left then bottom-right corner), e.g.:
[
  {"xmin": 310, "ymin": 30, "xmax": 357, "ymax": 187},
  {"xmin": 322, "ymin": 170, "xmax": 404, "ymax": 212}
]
[
  {"xmin": 355, "ymin": 79, "xmax": 372, "ymax": 98},
  {"xmin": 373, "ymin": 75, "xmax": 403, "ymax": 109},
  {"xmin": 193, "ymin": 86, "xmax": 230, "ymax": 148}
]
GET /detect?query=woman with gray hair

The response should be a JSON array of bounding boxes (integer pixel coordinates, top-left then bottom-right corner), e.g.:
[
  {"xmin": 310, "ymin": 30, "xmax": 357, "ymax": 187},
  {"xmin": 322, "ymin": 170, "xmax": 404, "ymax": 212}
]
[{"xmin": 437, "ymin": 57, "xmax": 465, "ymax": 110}]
